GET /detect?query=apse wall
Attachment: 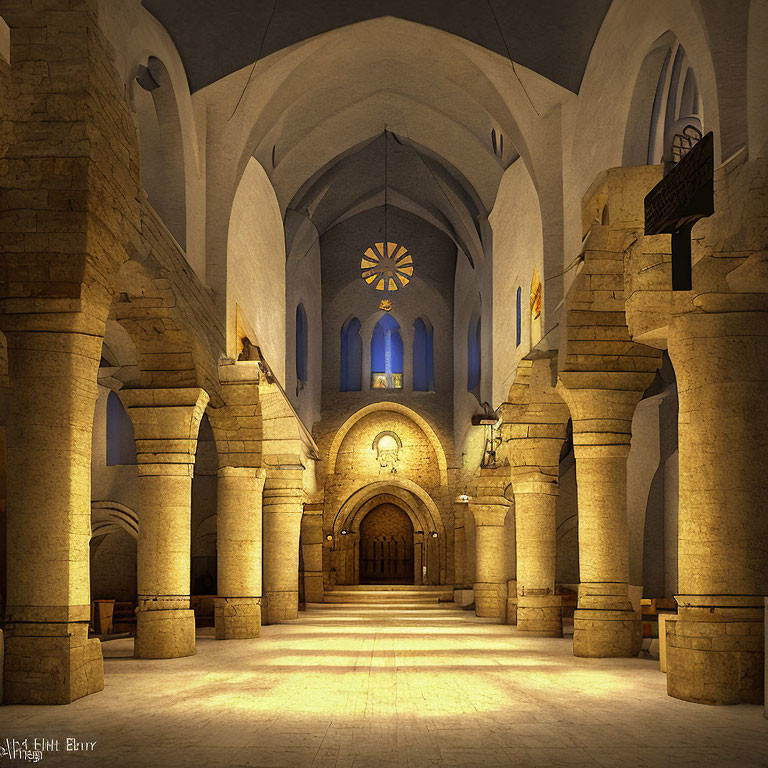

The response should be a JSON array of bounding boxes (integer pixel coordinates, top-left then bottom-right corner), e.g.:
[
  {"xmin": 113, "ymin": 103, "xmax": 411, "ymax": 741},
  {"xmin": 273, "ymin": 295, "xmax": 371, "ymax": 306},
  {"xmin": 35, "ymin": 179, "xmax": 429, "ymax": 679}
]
[
  {"xmin": 319, "ymin": 207, "xmax": 455, "ymax": 434},
  {"xmin": 227, "ymin": 157, "xmax": 286, "ymax": 381}
]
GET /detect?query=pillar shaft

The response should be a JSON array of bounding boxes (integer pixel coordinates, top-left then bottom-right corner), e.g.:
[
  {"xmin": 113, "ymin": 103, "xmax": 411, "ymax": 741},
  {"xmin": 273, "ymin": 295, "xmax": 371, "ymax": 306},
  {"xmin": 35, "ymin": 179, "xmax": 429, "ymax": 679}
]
[
  {"xmin": 301, "ymin": 508, "xmax": 325, "ymax": 604},
  {"xmin": 514, "ymin": 475, "xmax": 562, "ymax": 637},
  {"xmin": 3, "ymin": 330, "xmax": 104, "ymax": 704},
  {"xmin": 262, "ymin": 467, "xmax": 304, "ymax": 624},
  {"xmin": 469, "ymin": 501, "xmax": 509, "ymax": 620},
  {"xmin": 564, "ymin": 388, "xmax": 642, "ymax": 658},
  {"xmin": 215, "ymin": 467, "xmax": 265, "ymax": 639},
  {"xmin": 121, "ymin": 388, "xmax": 208, "ymax": 659},
  {"xmin": 666, "ymin": 310, "xmax": 768, "ymax": 704}
]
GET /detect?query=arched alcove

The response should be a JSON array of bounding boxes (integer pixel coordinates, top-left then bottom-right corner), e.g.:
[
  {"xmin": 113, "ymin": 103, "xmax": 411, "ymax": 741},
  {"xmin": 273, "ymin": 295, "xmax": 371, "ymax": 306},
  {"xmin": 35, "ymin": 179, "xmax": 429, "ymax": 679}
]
[
  {"xmin": 359, "ymin": 501, "xmax": 415, "ymax": 584},
  {"xmin": 623, "ymin": 32, "xmax": 703, "ymax": 169},
  {"xmin": 331, "ymin": 483, "xmax": 445, "ymax": 586},
  {"xmin": 132, "ymin": 56, "xmax": 187, "ymax": 247}
]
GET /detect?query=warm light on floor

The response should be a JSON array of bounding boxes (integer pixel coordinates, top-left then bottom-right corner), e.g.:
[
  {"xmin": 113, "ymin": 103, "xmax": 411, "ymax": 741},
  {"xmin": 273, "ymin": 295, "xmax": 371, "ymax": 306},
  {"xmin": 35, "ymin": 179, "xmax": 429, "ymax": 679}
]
[{"xmin": 3, "ymin": 604, "xmax": 766, "ymax": 766}]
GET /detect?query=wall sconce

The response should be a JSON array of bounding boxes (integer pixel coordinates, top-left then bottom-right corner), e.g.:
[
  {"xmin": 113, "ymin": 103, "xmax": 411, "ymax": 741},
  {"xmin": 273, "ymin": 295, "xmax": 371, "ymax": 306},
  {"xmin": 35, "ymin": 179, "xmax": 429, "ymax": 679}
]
[
  {"xmin": 325, "ymin": 534, "xmax": 333, "ymax": 542},
  {"xmin": 471, "ymin": 402, "xmax": 499, "ymax": 426},
  {"xmin": 430, "ymin": 531, "xmax": 438, "ymax": 539},
  {"xmin": 457, "ymin": 492, "xmax": 470, "ymax": 503},
  {"xmin": 340, "ymin": 529, "xmax": 349, "ymax": 535}
]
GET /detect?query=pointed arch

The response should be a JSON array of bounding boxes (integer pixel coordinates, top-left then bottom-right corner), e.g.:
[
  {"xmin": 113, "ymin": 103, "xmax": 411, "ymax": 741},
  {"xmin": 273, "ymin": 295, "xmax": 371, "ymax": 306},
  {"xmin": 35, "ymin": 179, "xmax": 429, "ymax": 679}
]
[
  {"xmin": 371, "ymin": 314, "xmax": 403, "ymax": 390},
  {"xmin": 340, "ymin": 316, "xmax": 362, "ymax": 391},
  {"xmin": 328, "ymin": 403, "xmax": 449, "ymax": 485}
]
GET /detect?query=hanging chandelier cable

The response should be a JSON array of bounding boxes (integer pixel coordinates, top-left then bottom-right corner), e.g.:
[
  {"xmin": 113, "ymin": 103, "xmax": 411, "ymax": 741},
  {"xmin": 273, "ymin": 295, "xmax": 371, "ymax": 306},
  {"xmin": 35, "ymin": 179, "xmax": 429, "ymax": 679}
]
[{"xmin": 229, "ymin": 0, "xmax": 278, "ymax": 121}]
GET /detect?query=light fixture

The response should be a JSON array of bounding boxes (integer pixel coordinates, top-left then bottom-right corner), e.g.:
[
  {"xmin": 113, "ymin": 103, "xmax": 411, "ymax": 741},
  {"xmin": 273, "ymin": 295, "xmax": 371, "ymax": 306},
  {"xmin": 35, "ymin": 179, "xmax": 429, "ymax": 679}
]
[
  {"xmin": 341, "ymin": 529, "xmax": 349, "ymax": 535},
  {"xmin": 471, "ymin": 401, "xmax": 499, "ymax": 426},
  {"xmin": 458, "ymin": 493, "xmax": 469, "ymax": 503},
  {"xmin": 325, "ymin": 534, "xmax": 333, "ymax": 542},
  {"xmin": 430, "ymin": 531, "xmax": 438, "ymax": 539}
]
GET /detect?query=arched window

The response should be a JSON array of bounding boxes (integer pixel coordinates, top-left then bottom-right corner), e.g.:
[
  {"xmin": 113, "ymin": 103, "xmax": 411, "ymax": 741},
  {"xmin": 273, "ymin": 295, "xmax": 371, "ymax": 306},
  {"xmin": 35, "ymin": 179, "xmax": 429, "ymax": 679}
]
[
  {"xmin": 371, "ymin": 315, "xmax": 403, "ymax": 389},
  {"xmin": 340, "ymin": 317, "xmax": 362, "ymax": 391},
  {"xmin": 413, "ymin": 317, "xmax": 434, "ymax": 391},
  {"xmin": 647, "ymin": 41, "xmax": 702, "ymax": 167},
  {"xmin": 295, "ymin": 303, "xmax": 308, "ymax": 391},
  {"xmin": 515, "ymin": 286, "xmax": 522, "ymax": 347},
  {"xmin": 106, "ymin": 391, "xmax": 137, "ymax": 466},
  {"xmin": 467, "ymin": 307, "xmax": 481, "ymax": 395}
]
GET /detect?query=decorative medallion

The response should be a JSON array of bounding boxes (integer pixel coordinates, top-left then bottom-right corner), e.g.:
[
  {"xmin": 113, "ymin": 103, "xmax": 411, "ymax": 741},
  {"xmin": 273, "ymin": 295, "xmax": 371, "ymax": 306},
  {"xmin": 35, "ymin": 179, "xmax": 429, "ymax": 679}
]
[
  {"xmin": 379, "ymin": 298, "xmax": 393, "ymax": 312},
  {"xmin": 361, "ymin": 242, "xmax": 414, "ymax": 291}
]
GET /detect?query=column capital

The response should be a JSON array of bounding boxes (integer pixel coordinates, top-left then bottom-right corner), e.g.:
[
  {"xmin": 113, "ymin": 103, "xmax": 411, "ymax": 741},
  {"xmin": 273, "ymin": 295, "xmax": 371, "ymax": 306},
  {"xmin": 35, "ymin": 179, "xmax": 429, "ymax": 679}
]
[
  {"xmin": 263, "ymin": 464, "xmax": 306, "ymax": 507},
  {"xmin": 468, "ymin": 499, "xmax": 510, "ymax": 527},
  {"xmin": 217, "ymin": 465, "xmax": 266, "ymax": 486},
  {"xmin": 119, "ymin": 387, "xmax": 209, "ymax": 474},
  {"xmin": 511, "ymin": 468, "xmax": 559, "ymax": 496}
]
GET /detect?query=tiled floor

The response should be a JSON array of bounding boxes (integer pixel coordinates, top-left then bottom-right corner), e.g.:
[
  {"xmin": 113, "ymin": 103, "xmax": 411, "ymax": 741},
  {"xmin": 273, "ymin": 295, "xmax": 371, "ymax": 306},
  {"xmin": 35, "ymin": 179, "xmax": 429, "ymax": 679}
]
[{"xmin": 2, "ymin": 603, "xmax": 767, "ymax": 767}]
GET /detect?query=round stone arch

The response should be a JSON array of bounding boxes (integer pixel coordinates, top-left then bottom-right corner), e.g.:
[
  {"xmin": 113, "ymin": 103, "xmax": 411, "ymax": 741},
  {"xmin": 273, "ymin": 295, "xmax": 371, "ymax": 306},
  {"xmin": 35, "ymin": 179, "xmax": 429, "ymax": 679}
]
[
  {"xmin": 345, "ymin": 493, "xmax": 423, "ymax": 585},
  {"xmin": 328, "ymin": 403, "xmax": 449, "ymax": 485},
  {"xmin": 332, "ymin": 479, "xmax": 446, "ymax": 585}
]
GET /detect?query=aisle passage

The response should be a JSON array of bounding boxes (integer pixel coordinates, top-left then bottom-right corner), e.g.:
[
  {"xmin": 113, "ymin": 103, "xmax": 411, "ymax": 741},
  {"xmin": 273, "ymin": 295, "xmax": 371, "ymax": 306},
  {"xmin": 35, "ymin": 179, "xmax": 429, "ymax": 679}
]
[{"xmin": 2, "ymin": 603, "xmax": 767, "ymax": 767}]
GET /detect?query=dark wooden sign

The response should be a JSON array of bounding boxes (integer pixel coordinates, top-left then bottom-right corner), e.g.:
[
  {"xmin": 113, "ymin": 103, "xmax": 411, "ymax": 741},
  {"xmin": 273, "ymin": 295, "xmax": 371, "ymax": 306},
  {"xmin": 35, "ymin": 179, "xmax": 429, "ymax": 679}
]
[{"xmin": 644, "ymin": 131, "xmax": 714, "ymax": 290}]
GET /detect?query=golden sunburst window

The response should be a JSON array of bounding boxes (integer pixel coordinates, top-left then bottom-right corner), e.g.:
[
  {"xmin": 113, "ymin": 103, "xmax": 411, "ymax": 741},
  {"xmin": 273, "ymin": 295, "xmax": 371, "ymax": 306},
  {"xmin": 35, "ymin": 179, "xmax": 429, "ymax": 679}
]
[{"xmin": 361, "ymin": 242, "xmax": 414, "ymax": 291}]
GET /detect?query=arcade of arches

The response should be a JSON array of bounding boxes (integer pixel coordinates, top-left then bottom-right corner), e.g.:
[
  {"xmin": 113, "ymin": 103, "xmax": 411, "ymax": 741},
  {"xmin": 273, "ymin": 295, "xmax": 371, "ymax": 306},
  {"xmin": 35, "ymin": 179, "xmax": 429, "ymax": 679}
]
[{"xmin": 0, "ymin": 1, "xmax": 767, "ymax": 765}]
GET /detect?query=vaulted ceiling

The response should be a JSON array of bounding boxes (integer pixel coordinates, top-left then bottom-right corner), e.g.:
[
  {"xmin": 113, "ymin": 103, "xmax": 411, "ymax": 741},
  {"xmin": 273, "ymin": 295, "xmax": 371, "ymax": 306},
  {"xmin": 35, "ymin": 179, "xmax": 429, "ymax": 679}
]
[
  {"xmin": 286, "ymin": 132, "xmax": 495, "ymax": 267},
  {"xmin": 141, "ymin": 0, "xmax": 612, "ymax": 94}
]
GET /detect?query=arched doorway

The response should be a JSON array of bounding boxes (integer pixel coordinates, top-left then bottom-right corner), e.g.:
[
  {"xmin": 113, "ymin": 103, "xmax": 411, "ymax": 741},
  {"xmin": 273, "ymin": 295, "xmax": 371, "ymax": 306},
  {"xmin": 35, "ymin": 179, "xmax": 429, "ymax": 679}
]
[{"xmin": 359, "ymin": 503, "xmax": 414, "ymax": 584}]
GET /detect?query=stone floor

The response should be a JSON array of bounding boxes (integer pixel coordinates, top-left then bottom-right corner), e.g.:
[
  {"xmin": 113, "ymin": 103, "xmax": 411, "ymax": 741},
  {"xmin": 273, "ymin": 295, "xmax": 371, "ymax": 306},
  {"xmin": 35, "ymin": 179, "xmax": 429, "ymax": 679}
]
[{"xmin": 2, "ymin": 603, "xmax": 767, "ymax": 767}]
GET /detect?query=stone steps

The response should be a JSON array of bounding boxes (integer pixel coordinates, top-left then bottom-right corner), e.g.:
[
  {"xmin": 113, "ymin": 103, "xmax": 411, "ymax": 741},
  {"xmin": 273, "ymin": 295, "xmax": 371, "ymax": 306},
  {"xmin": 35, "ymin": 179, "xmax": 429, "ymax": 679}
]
[{"xmin": 323, "ymin": 585, "xmax": 455, "ymax": 605}]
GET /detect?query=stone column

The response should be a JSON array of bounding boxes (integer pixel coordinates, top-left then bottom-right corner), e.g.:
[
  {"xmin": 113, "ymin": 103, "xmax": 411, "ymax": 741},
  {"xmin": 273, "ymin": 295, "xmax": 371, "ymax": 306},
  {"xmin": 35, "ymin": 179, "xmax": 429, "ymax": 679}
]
[
  {"xmin": 512, "ymin": 469, "xmax": 562, "ymax": 637},
  {"xmin": 215, "ymin": 467, "xmax": 265, "ymax": 639},
  {"xmin": 666, "ymin": 310, "xmax": 768, "ymax": 704},
  {"xmin": 453, "ymin": 501, "xmax": 466, "ymax": 586},
  {"xmin": 469, "ymin": 490, "xmax": 511, "ymax": 620},
  {"xmin": 262, "ymin": 466, "xmax": 304, "ymax": 624},
  {"xmin": 504, "ymin": 361, "xmax": 569, "ymax": 636},
  {"xmin": 2, "ymin": 329, "xmax": 104, "ymax": 704},
  {"xmin": 210, "ymin": 360, "xmax": 268, "ymax": 639},
  {"xmin": 120, "ymin": 388, "xmax": 209, "ymax": 659},
  {"xmin": 558, "ymin": 386, "xmax": 643, "ymax": 657},
  {"xmin": 301, "ymin": 504, "xmax": 325, "ymax": 604}
]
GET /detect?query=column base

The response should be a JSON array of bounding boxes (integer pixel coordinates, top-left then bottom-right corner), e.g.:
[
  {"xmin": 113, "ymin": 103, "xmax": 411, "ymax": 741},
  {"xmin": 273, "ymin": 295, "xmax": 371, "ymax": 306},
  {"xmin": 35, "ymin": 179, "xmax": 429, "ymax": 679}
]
[
  {"xmin": 505, "ymin": 580, "xmax": 518, "ymax": 626},
  {"xmin": 517, "ymin": 595, "xmax": 563, "ymax": 637},
  {"xmin": 474, "ymin": 582, "xmax": 506, "ymax": 620},
  {"xmin": 263, "ymin": 590, "xmax": 298, "ymax": 624},
  {"xmin": 215, "ymin": 597, "xmax": 261, "ymax": 640},
  {"xmin": 573, "ymin": 609, "xmax": 641, "ymax": 657},
  {"xmin": 667, "ymin": 597, "xmax": 764, "ymax": 705},
  {"xmin": 304, "ymin": 573, "xmax": 324, "ymax": 603},
  {"xmin": 135, "ymin": 609, "xmax": 196, "ymax": 659},
  {"xmin": 3, "ymin": 620, "xmax": 103, "ymax": 704}
]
